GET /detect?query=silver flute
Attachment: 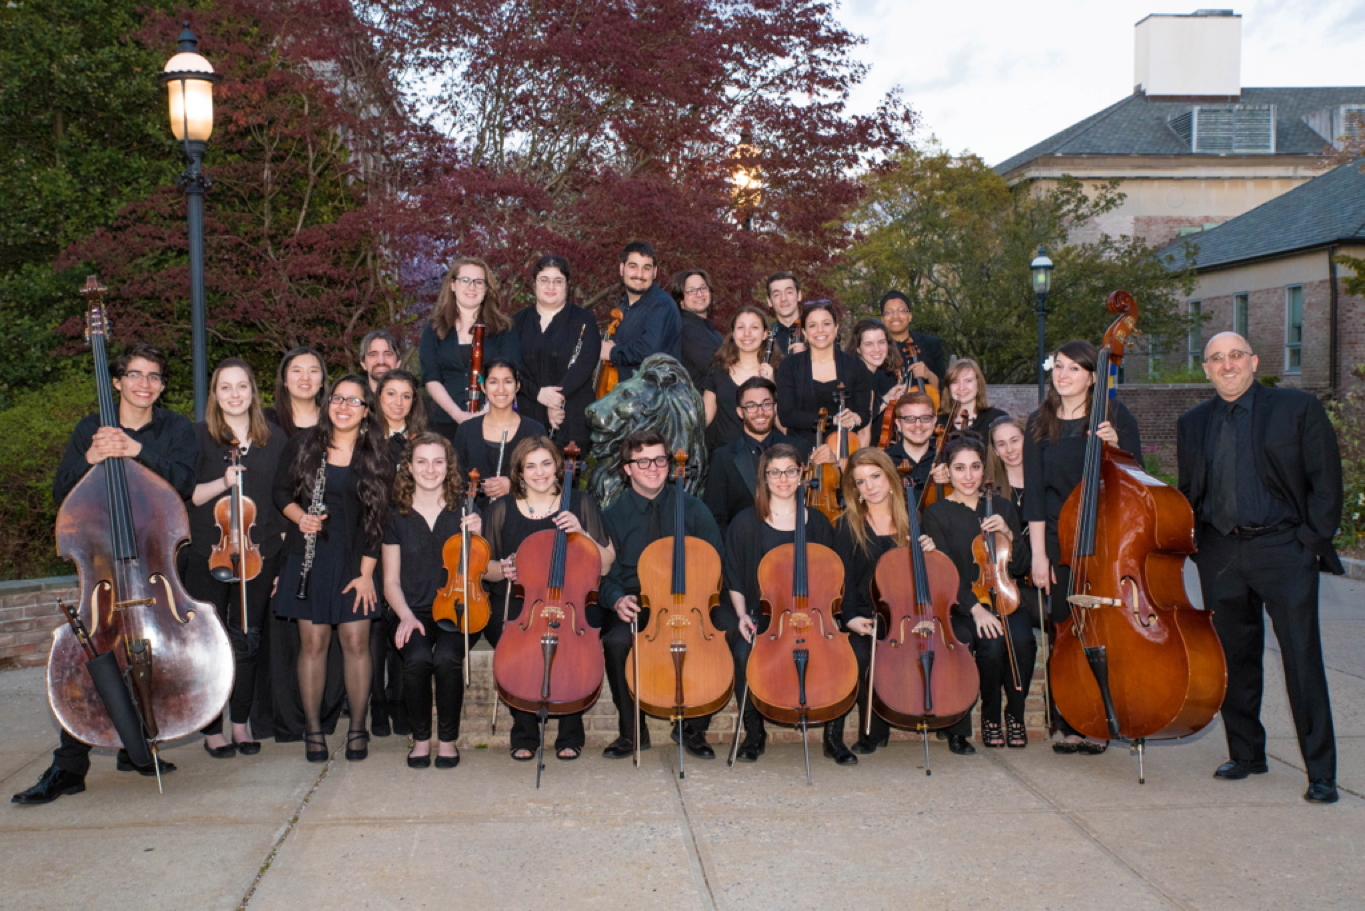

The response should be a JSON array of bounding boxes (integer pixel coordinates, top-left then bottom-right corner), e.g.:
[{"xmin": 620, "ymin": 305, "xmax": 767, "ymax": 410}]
[{"xmin": 295, "ymin": 460, "xmax": 328, "ymax": 600}]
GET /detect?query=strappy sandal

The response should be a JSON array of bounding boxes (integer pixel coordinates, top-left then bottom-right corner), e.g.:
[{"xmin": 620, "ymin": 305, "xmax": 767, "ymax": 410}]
[
  {"xmin": 981, "ymin": 719, "xmax": 1005, "ymax": 748},
  {"xmin": 304, "ymin": 731, "xmax": 328, "ymax": 763},
  {"xmin": 556, "ymin": 746, "xmax": 582, "ymax": 761},
  {"xmin": 1005, "ymin": 715, "xmax": 1028, "ymax": 749},
  {"xmin": 345, "ymin": 730, "xmax": 370, "ymax": 761},
  {"xmin": 510, "ymin": 747, "xmax": 535, "ymax": 762}
]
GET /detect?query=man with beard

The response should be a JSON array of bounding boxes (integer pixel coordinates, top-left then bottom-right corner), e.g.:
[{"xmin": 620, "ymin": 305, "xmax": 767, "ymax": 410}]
[
  {"xmin": 359, "ymin": 330, "xmax": 400, "ymax": 392},
  {"xmin": 703, "ymin": 377, "xmax": 803, "ymax": 537},
  {"xmin": 600, "ymin": 241, "xmax": 680, "ymax": 383}
]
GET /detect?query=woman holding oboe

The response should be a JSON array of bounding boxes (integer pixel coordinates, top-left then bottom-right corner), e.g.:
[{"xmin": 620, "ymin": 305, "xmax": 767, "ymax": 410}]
[{"xmin": 452, "ymin": 360, "xmax": 545, "ymax": 504}]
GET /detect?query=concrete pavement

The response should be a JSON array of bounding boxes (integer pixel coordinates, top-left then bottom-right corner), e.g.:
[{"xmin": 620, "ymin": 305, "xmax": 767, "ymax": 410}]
[{"xmin": 1, "ymin": 568, "xmax": 1361, "ymax": 910}]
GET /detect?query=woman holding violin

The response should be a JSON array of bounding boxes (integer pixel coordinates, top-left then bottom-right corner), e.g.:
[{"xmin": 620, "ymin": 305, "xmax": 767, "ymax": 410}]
[
  {"xmin": 721, "ymin": 444, "xmax": 839, "ymax": 763},
  {"xmin": 265, "ymin": 347, "xmax": 326, "ymax": 438},
  {"xmin": 382, "ymin": 433, "xmax": 482, "ymax": 769},
  {"xmin": 775, "ymin": 300, "xmax": 873, "ymax": 449},
  {"xmin": 848, "ymin": 318, "xmax": 907, "ymax": 433},
  {"xmin": 482, "ymin": 438, "xmax": 614, "ymax": 760},
  {"xmin": 376, "ymin": 369, "xmax": 428, "ymax": 460},
  {"xmin": 1023, "ymin": 340, "xmax": 1141, "ymax": 753},
  {"xmin": 273, "ymin": 376, "xmax": 394, "ymax": 763},
  {"xmin": 922, "ymin": 435, "xmax": 1035, "ymax": 750},
  {"xmin": 453, "ymin": 359, "xmax": 546, "ymax": 503},
  {"xmin": 185, "ymin": 358, "xmax": 288, "ymax": 758},
  {"xmin": 421, "ymin": 255, "xmax": 521, "ymax": 438},
  {"xmin": 512, "ymin": 254, "xmax": 599, "ymax": 449},
  {"xmin": 939, "ymin": 359, "xmax": 1008, "ymax": 435},
  {"xmin": 702, "ymin": 305, "xmax": 779, "ymax": 451}
]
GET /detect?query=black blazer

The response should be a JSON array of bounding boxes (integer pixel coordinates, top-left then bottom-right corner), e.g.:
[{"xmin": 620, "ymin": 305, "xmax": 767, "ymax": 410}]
[
  {"xmin": 1177, "ymin": 383, "xmax": 1343, "ymax": 574},
  {"xmin": 774, "ymin": 348, "xmax": 874, "ymax": 436}
]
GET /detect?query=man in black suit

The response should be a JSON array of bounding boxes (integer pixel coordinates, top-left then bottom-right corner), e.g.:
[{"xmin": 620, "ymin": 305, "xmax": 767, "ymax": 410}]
[
  {"xmin": 703, "ymin": 377, "xmax": 801, "ymax": 537},
  {"xmin": 1177, "ymin": 331, "xmax": 1342, "ymax": 804}
]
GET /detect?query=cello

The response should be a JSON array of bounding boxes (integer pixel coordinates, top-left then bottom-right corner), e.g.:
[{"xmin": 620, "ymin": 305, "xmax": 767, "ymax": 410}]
[
  {"xmin": 1049, "ymin": 290, "xmax": 1227, "ymax": 782},
  {"xmin": 432, "ymin": 469, "xmax": 491, "ymax": 685},
  {"xmin": 746, "ymin": 474, "xmax": 858, "ymax": 783},
  {"xmin": 208, "ymin": 441, "xmax": 262, "ymax": 632},
  {"xmin": 868, "ymin": 464, "xmax": 978, "ymax": 774},
  {"xmin": 48, "ymin": 277, "xmax": 235, "ymax": 778},
  {"xmin": 492, "ymin": 443, "xmax": 603, "ymax": 786},
  {"xmin": 626, "ymin": 450, "xmax": 734, "ymax": 777}
]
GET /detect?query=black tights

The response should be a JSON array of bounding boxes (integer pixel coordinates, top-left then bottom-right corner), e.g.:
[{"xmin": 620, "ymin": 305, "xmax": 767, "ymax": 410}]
[{"xmin": 299, "ymin": 619, "xmax": 370, "ymax": 737}]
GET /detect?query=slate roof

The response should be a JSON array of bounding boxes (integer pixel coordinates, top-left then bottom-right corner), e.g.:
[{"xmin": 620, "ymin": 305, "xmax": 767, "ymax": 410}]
[
  {"xmin": 1159, "ymin": 158, "xmax": 1365, "ymax": 270},
  {"xmin": 995, "ymin": 87, "xmax": 1365, "ymax": 175}
]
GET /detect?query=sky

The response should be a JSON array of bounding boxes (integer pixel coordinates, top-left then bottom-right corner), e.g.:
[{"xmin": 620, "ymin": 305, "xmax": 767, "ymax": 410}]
[{"xmin": 835, "ymin": 1, "xmax": 1365, "ymax": 165}]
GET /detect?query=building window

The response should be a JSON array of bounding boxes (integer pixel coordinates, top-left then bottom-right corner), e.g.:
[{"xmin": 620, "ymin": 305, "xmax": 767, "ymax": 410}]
[
  {"xmin": 1233, "ymin": 293, "xmax": 1249, "ymax": 337},
  {"xmin": 1285, "ymin": 285, "xmax": 1303, "ymax": 375},
  {"xmin": 1187, "ymin": 300, "xmax": 1202, "ymax": 368}
]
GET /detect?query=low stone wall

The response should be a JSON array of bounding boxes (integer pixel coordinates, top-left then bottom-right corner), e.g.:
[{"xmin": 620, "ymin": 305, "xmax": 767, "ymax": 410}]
[{"xmin": 0, "ymin": 576, "xmax": 76, "ymax": 670}]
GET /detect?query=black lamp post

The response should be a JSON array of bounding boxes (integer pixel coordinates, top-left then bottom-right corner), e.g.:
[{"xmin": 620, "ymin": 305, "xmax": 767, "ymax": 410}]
[
  {"xmin": 161, "ymin": 23, "xmax": 220, "ymax": 421},
  {"xmin": 1030, "ymin": 246, "xmax": 1054, "ymax": 403}
]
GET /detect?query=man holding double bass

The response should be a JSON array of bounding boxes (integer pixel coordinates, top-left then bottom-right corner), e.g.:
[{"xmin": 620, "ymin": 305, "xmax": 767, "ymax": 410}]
[
  {"xmin": 13, "ymin": 343, "xmax": 195, "ymax": 806},
  {"xmin": 1177, "ymin": 331, "xmax": 1343, "ymax": 804}
]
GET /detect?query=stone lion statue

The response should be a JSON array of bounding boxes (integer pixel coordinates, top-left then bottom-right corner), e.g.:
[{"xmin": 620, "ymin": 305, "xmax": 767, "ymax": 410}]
[{"xmin": 585, "ymin": 354, "xmax": 707, "ymax": 507}]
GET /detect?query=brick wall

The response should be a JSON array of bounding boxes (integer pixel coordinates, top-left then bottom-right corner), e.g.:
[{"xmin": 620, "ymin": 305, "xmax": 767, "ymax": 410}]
[{"xmin": 0, "ymin": 577, "xmax": 75, "ymax": 669}]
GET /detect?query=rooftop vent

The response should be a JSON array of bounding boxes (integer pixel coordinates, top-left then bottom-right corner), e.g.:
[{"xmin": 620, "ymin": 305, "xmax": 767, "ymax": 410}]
[
  {"xmin": 1168, "ymin": 104, "xmax": 1276, "ymax": 153},
  {"xmin": 1303, "ymin": 105, "xmax": 1365, "ymax": 150}
]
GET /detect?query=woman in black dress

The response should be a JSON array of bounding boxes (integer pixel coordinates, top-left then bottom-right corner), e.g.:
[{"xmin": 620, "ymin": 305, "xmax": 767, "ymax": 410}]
[
  {"xmin": 1023, "ymin": 339, "xmax": 1142, "ymax": 754},
  {"xmin": 922, "ymin": 435, "xmax": 1034, "ymax": 751},
  {"xmin": 775, "ymin": 301, "xmax": 873, "ymax": 451},
  {"xmin": 702, "ymin": 305, "xmax": 777, "ymax": 450},
  {"xmin": 453, "ymin": 359, "xmax": 546, "ymax": 503},
  {"xmin": 376, "ymin": 368, "xmax": 427, "ymax": 460},
  {"xmin": 185, "ymin": 358, "xmax": 288, "ymax": 757},
  {"xmin": 939, "ymin": 358, "xmax": 1008, "ymax": 435},
  {"xmin": 511, "ymin": 255, "xmax": 599, "ymax": 450},
  {"xmin": 722, "ymin": 444, "xmax": 837, "ymax": 763},
  {"xmin": 264, "ymin": 347, "xmax": 326, "ymax": 438},
  {"xmin": 481, "ymin": 437, "xmax": 614, "ymax": 760},
  {"xmin": 421, "ymin": 256, "xmax": 520, "ymax": 438},
  {"xmin": 382, "ymin": 433, "xmax": 482, "ymax": 769},
  {"xmin": 847, "ymin": 318, "xmax": 906, "ymax": 435},
  {"xmin": 274, "ymin": 375, "xmax": 394, "ymax": 762}
]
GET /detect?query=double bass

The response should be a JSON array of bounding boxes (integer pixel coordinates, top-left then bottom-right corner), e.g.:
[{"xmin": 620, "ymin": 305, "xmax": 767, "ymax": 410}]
[
  {"xmin": 746, "ymin": 475, "xmax": 858, "ymax": 783},
  {"xmin": 1049, "ymin": 290, "xmax": 1227, "ymax": 782},
  {"xmin": 626, "ymin": 450, "xmax": 734, "ymax": 776},
  {"xmin": 48, "ymin": 277, "xmax": 235, "ymax": 777},
  {"xmin": 492, "ymin": 443, "xmax": 603, "ymax": 786}
]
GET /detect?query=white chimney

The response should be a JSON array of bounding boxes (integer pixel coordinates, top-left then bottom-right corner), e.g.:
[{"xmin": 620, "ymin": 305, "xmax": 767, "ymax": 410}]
[{"xmin": 1134, "ymin": 10, "xmax": 1241, "ymax": 99}]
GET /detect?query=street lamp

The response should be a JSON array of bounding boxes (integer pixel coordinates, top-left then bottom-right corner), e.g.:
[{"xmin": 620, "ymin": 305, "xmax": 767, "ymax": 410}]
[
  {"xmin": 161, "ymin": 23, "xmax": 220, "ymax": 421},
  {"xmin": 1030, "ymin": 246, "xmax": 1054, "ymax": 403},
  {"xmin": 731, "ymin": 133, "xmax": 763, "ymax": 231}
]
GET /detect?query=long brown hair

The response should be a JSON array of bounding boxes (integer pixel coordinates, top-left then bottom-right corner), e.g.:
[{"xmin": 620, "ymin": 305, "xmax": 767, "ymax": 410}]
[
  {"xmin": 391, "ymin": 432, "xmax": 464, "ymax": 515},
  {"xmin": 1032, "ymin": 339, "xmax": 1098, "ymax": 443},
  {"xmin": 712, "ymin": 305, "xmax": 779, "ymax": 372},
  {"xmin": 508, "ymin": 436, "xmax": 564, "ymax": 500},
  {"xmin": 206, "ymin": 357, "xmax": 272, "ymax": 448},
  {"xmin": 941, "ymin": 357, "xmax": 990, "ymax": 414},
  {"xmin": 846, "ymin": 318, "xmax": 902, "ymax": 376},
  {"xmin": 838, "ymin": 448, "xmax": 910, "ymax": 555},
  {"xmin": 431, "ymin": 256, "xmax": 512, "ymax": 339},
  {"xmin": 753, "ymin": 444, "xmax": 803, "ymax": 521},
  {"xmin": 375, "ymin": 369, "xmax": 428, "ymax": 437},
  {"xmin": 986, "ymin": 415, "xmax": 1026, "ymax": 500}
]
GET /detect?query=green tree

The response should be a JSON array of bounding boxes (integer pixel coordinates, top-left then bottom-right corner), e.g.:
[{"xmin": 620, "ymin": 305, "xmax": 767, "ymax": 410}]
[{"xmin": 831, "ymin": 149, "xmax": 1195, "ymax": 383}]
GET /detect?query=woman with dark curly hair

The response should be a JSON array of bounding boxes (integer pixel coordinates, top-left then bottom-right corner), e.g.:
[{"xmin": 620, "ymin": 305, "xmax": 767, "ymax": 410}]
[
  {"xmin": 273, "ymin": 375, "xmax": 394, "ymax": 763},
  {"xmin": 376, "ymin": 369, "xmax": 428, "ymax": 461}
]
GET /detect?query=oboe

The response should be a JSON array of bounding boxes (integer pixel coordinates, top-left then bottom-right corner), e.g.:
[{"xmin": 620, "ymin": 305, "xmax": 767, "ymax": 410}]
[{"xmin": 295, "ymin": 460, "xmax": 328, "ymax": 600}]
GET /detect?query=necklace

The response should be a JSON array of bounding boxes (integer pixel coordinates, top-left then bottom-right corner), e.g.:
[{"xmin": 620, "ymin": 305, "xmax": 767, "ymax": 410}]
[{"xmin": 523, "ymin": 498, "xmax": 558, "ymax": 519}]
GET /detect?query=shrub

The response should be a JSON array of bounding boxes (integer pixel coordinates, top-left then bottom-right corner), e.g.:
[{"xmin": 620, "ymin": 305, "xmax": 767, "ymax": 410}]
[{"xmin": 1325, "ymin": 367, "xmax": 1365, "ymax": 555}]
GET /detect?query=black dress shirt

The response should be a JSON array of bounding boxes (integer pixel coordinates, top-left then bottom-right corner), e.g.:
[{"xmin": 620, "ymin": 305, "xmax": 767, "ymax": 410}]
[
  {"xmin": 383, "ymin": 506, "xmax": 471, "ymax": 612},
  {"xmin": 1203, "ymin": 390, "xmax": 1295, "ymax": 530},
  {"xmin": 599, "ymin": 486, "xmax": 722, "ymax": 611},
  {"xmin": 54, "ymin": 407, "xmax": 197, "ymax": 506},
  {"xmin": 679, "ymin": 310, "xmax": 724, "ymax": 387},
  {"xmin": 722, "ymin": 507, "xmax": 835, "ymax": 613},
  {"xmin": 922, "ymin": 495, "xmax": 1026, "ymax": 618},
  {"xmin": 511, "ymin": 304, "xmax": 600, "ymax": 449},
  {"xmin": 611, "ymin": 284, "xmax": 681, "ymax": 381},
  {"xmin": 419, "ymin": 324, "xmax": 522, "ymax": 429}
]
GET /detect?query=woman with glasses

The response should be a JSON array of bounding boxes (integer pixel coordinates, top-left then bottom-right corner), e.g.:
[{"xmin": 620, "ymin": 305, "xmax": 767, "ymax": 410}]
[
  {"xmin": 775, "ymin": 300, "xmax": 873, "ymax": 451},
  {"xmin": 702, "ymin": 305, "xmax": 778, "ymax": 451},
  {"xmin": 671, "ymin": 269, "xmax": 725, "ymax": 387},
  {"xmin": 273, "ymin": 376, "xmax": 395, "ymax": 763},
  {"xmin": 847, "ymin": 318, "xmax": 907, "ymax": 431},
  {"xmin": 939, "ymin": 358, "xmax": 1008, "ymax": 435},
  {"xmin": 511, "ymin": 255, "xmax": 600, "ymax": 450},
  {"xmin": 265, "ymin": 347, "xmax": 326, "ymax": 438},
  {"xmin": 421, "ymin": 256, "xmax": 521, "ymax": 439},
  {"xmin": 721, "ymin": 444, "xmax": 837, "ymax": 763},
  {"xmin": 1023, "ymin": 340, "xmax": 1141, "ymax": 754},
  {"xmin": 453, "ymin": 359, "xmax": 545, "ymax": 504}
]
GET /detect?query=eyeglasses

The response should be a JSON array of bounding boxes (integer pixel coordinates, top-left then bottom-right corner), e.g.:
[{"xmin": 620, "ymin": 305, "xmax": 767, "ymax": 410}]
[
  {"xmin": 536, "ymin": 277, "xmax": 566, "ymax": 287},
  {"xmin": 1203, "ymin": 350, "xmax": 1253, "ymax": 365},
  {"xmin": 454, "ymin": 277, "xmax": 487, "ymax": 288},
  {"xmin": 765, "ymin": 467, "xmax": 800, "ymax": 480},
  {"xmin": 897, "ymin": 414, "xmax": 936, "ymax": 425},
  {"xmin": 122, "ymin": 371, "xmax": 164, "ymax": 385},
  {"xmin": 329, "ymin": 395, "xmax": 367, "ymax": 408},
  {"xmin": 627, "ymin": 456, "xmax": 670, "ymax": 470},
  {"xmin": 739, "ymin": 400, "xmax": 776, "ymax": 413},
  {"xmin": 683, "ymin": 286, "xmax": 710, "ymax": 296},
  {"xmin": 882, "ymin": 307, "xmax": 910, "ymax": 317}
]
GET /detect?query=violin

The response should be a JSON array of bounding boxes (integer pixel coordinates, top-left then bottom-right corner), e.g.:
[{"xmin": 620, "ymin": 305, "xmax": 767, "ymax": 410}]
[
  {"xmin": 868, "ymin": 465, "xmax": 977, "ymax": 770},
  {"xmin": 467, "ymin": 323, "xmax": 486, "ymax": 413},
  {"xmin": 747, "ymin": 473, "xmax": 858, "ymax": 781},
  {"xmin": 762, "ymin": 328, "xmax": 776, "ymax": 365},
  {"xmin": 492, "ymin": 443, "xmax": 603, "ymax": 784},
  {"xmin": 594, "ymin": 308, "xmax": 624, "ymax": 399},
  {"xmin": 433, "ymin": 469, "xmax": 492, "ymax": 685},
  {"xmin": 900, "ymin": 337, "xmax": 940, "ymax": 411},
  {"xmin": 806, "ymin": 408, "xmax": 841, "ymax": 523},
  {"xmin": 970, "ymin": 482, "xmax": 1022, "ymax": 690},
  {"xmin": 627, "ymin": 450, "xmax": 734, "ymax": 775},
  {"xmin": 1049, "ymin": 290, "xmax": 1226, "ymax": 782},
  {"xmin": 208, "ymin": 441, "xmax": 262, "ymax": 632},
  {"xmin": 917, "ymin": 406, "xmax": 965, "ymax": 510},
  {"xmin": 48, "ymin": 277, "xmax": 234, "ymax": 768}
]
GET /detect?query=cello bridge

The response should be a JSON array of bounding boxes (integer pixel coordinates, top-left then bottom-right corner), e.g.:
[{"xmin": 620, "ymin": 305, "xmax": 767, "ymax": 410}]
[
  {"xmin": 911, "ymin": 620, "xmax": 935, "ymax": 637},
  {"xmin": 112, "ymin": 598, "xmax": 156, "ymax": 612}
]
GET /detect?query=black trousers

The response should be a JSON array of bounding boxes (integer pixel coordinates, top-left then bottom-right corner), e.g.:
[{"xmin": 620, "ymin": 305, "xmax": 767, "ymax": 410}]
[
  {"xmin": 601, "ymin": 606, "xmax": 722, "ymax": 741},
  {"xmin": 399, "ymin": 614, "xmax": 476, "ymax": 742},
  {"xmin": 1194, "ymin": 526, "xmax": 1336, "ymax": 781},
  {"xmin": 369, "ymin": 606, "xmax": 404, "ymax": 721}
]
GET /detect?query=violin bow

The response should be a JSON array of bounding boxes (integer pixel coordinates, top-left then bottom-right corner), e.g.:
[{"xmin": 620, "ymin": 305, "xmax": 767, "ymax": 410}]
[
  {"xmin": 631, "ymin": 615, "xmax": 641, "ymax": 768},
  {"xmin": 490, "ymin": 553, "xmax": 514, "ymax": 735}
]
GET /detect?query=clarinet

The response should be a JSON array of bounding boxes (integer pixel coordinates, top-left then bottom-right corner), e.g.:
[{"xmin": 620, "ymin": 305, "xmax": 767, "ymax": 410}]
[{"xmin": 295, "ymin": 460, "xmax": 328, "ymax": 600}]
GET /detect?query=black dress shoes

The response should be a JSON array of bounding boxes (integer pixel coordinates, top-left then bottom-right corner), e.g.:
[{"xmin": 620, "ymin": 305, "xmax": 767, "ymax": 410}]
[
  {"xmin": 116, "ymin": 751, "xmax": 177, "ymax": 776},
  {"xmin": 822, "ymin": 718, "xmax": 858, "ymax": 765},
  {"xmin": 851, "ymin": 735, "xmax": 889, "ymax": 755},
  {"xmin": 671, "ymin": 727, "xmax": 716, "ymax": 760},
  {"xmin": 203, "ymin": 741, "xmax": 237, "ymax": 759},
  {"xmin": 736, "ymin": 733, "xmax": 766, "ymax": 763},
  {"xmin": 947, "ymin": 734, "xmax": 977, "ymax": 755},
  {"xmin": 1213, "ymin": 759, "xmax": 1269, "ymax": 780},
  {"xmin": 12, "ymin": 767, "xmax": 86, "ymax": 805},
  {"xmin": 236, "ymin": 741, "xmax": 262, "ymax": 756},
  {"xmin": 1305, "ymin": 779, "xmax": 1339, "ymax": 803},
  {"xmin": 602, "ymin": 736, "xmax": 648, "ymax": 759}
]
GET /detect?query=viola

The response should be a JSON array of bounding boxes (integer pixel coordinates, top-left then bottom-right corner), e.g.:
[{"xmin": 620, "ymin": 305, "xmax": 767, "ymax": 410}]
[
  {"xmin": 747, "ymin": 474, "xmax": 858, "ymax": 779},
  {"xmin": 433, "ymin": 469, "xmax": 492, "ymax": 684},
  {"xmin": 208, "ymin": 441, "xmax": 262, "ymax": 631},
  {"xmin": 627, "ymin": 450, "xmax": 733, "ymax": 773},
  {"xmin": 492, "ymin": 443, "xmax": 603, "ymax": 783},
  {"xmin": 970, "ymin": 482, "xmax": 1022, "ymax": 689},
  {"xmin": 806, "ymin": 408, "xmax": 841, "ymax": 523},
  {"xmin": 48, "ymin": 277, "xmax": 234, "ymax": 766},
  {"xmin": 869, "ymin": 466, "xmax": 977, "ymax": 743},
  {"xmin": 467, "ymin": 323, "xmax": 486, "ymax": 413},
  {"xmin": 594, "ymin": 308, "xmax": 624, "ymax": 399},
  {"xmin": 1049, "ymin": 290, "xmax": 1227, "ymax": 781}
]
